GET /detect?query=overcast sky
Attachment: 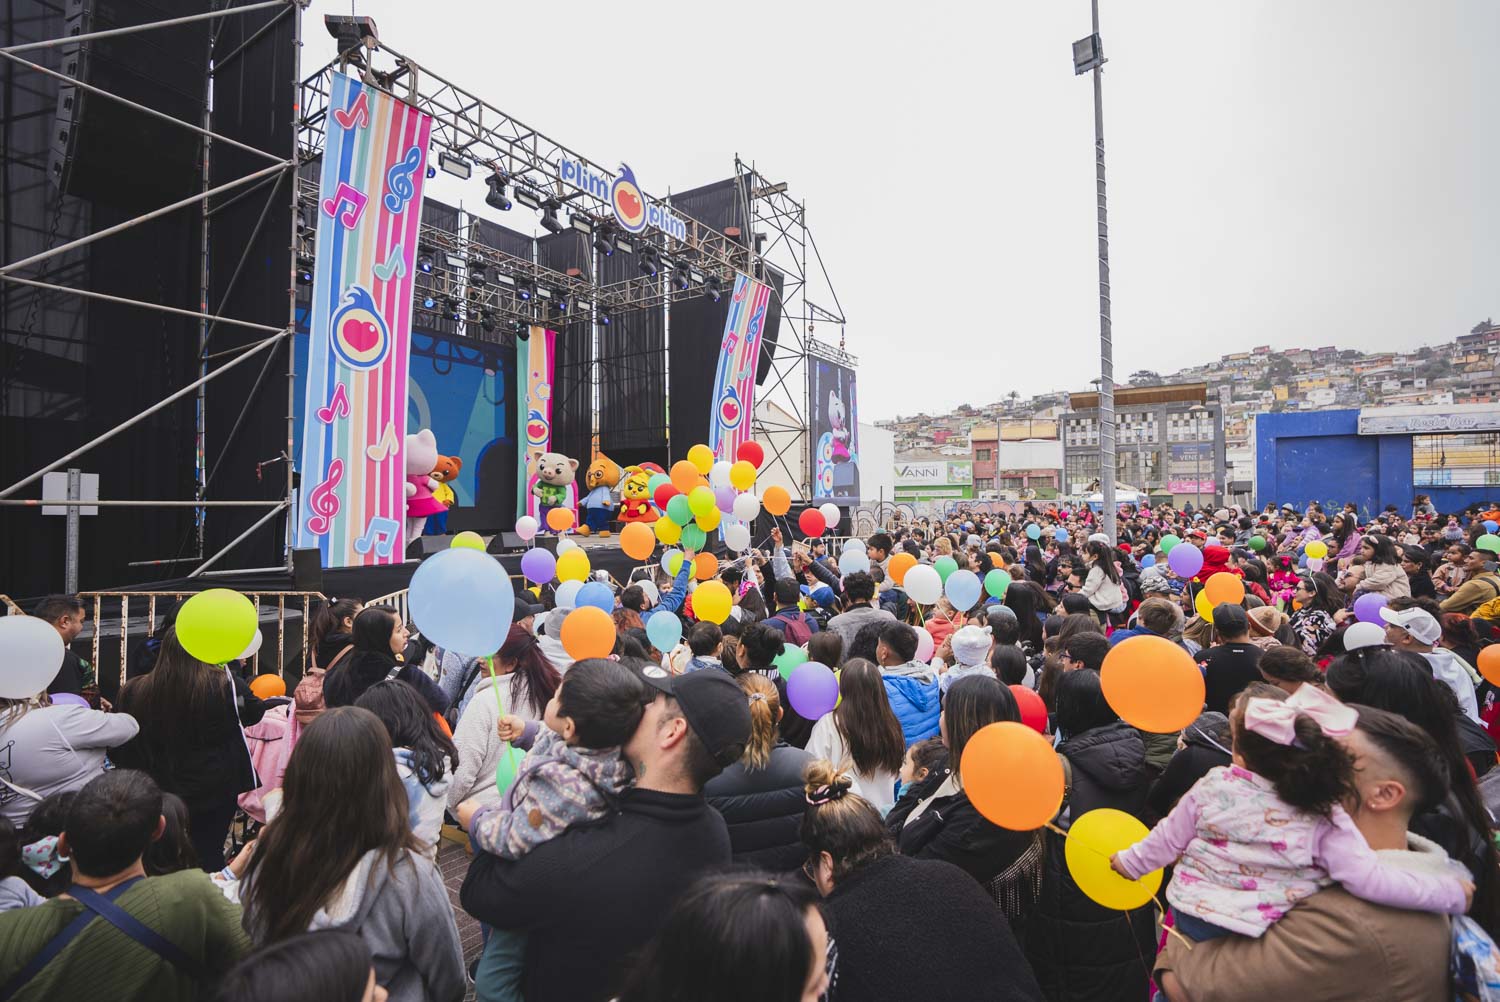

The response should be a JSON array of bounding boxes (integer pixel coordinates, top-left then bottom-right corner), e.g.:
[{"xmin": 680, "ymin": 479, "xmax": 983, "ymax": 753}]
[{"xmin": 306, "ymin": 0, "xmax": 1499, "ymax": 421}]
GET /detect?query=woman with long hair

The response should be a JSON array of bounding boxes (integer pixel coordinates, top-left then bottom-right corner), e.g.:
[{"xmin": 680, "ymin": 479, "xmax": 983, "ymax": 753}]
[
  {"xmin": 112, "ymin": 627, "xmax": 273, "ymax": 869},
  {"xmin": 1345, "ymin": 533, "xmax": 1411, "ymax": 600},
  {"xmin": 1003, "ymin": 581, "xmax": 1047, "ymax": 651},
  {"xmin": 309, "ymin": 597, "xmax": 362, "ymax": 671},
  {"xmin": 446, "ymin": 623, "xmax": 560, "ymax": 814},
  {"xmin": 1327, "ymin": 647, "xmax": 1500, "ymax": 936},
  {"xmin": 240, "ymin": 707, "xmax": 465, "ymax": 1001},
  {"xmin": 1288, "ymin": 572, "xmax": 1344, "ymax": 658},
  {"xmin": 322, "ymin": 606, "xmax": 447, "ymax": 715},
  {"xmin": 355, "ymin": 681, "xmax": 459, "ymax": 859},
  {"xmin": 1024, "ymin": 544, "xmax": 1048, "ymax": 586},
  {"xmin": 805, "ymin": 660, "xmax": 905, "ymax": 814},
  {"xmin": 1330, "ymin": 512, "xmax": 1361, "ymax": 570},
  {"xmin": 704, "ymin": 674, "xmax": 815, "ymax": 870}
]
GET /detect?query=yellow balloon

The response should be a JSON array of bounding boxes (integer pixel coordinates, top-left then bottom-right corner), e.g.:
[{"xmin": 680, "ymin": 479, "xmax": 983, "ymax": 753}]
[
  {"xmin": 694, "ymin": 580, "xmax": 732, "ymax": 624},
  {"xmin": 729, "ymin": 461, "xmax": 757, "ymax": 491},
  {"xmin": 556, "ymin": 548, "xmax": 591, "ymax": 583},
  {"xmin": 450, "ymin": 531, "xmax": 485, "ymax": 550},
  {"xmin": 695, "ymin": 508, "xmax": 721, "ymax": 532},
  {"xmin": 1194, "ymin": 588, "xmax": 1214, "ymax": 620},
  {"xmin": 667, "ymin": 552, "xmax": 684, "ymax": 576},
  {"xmin": 1305, "ymin": 540, "xmax": 1328, "ymax": 560},
  {"xmin": 687, "ymin": 444, "xmax": 715, "ymax": 475},
  {"xmin": 654, "ymin": 518, "xmax": 682, "ymax": 545},
  {"xmin": 1064, "ymin": 808, "xmax": 1162, "ymax": 910}
]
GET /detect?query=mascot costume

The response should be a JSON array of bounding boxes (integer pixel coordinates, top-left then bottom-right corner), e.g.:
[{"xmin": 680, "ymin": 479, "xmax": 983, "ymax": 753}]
[
  {"xmin": 618, "ymin": 463, "xmax": 663, "ymax": 524},
  {"xmin": 425, "ymin": 454, "xmax": 462, "ymax": 535},
  {"xmin": 530, "ymin": 451, "xmax": 579, "ymax": 530},
  {"xmin": 577, "ymin": 455, "xmax": 621, "ymax": 536},
  {"xmin": 404, "ymin": 429, "xmax": 446, "ymax": 540}
]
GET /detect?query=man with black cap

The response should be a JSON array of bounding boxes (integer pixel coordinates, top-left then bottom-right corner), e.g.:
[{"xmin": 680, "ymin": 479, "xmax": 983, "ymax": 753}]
[
  {"xmin": 461, "ymin": 665, "xmax": 751, "ymax": 1002},
  {"xmin": 1196, "ymin": 603, "xmax": 1262, "ymax": 715}
]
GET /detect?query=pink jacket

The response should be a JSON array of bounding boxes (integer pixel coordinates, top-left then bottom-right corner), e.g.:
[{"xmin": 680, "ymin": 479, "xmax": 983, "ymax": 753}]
[
  {"xmin": 238, "ymin": 704, "xmax": 297, "ymax": 823},
  {"xmin": 1115, "ymin": 765, "xmax": 1467, "ymax": 936}
]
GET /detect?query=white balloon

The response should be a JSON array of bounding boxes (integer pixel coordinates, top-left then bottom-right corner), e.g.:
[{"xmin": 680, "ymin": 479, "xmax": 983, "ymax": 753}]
[
  {"xmin": 556, "ymin": 537, "xmax": 579, "ymax": 554},
  {"xmin": 515, "ymin": 515, "xmax": 539, "ymax": 541},
  {"xmin": 1342, "ymin": 621, "xmax": 1386, "ymax": 651},
  {"xmin": 732, "ymin": 493, "xmax": 762, "ymax": 521},
  {"xmin": 913, "ymin": 626, "xmax": 935, "ymax": 663},
  {"xmin": 0, "ymin": 616, "xmax": 65, "ymax": 699},
  {"xmin": 555, "ymin": 580, "xmax": 584, "ymax": 610},
  {"xmin": 838, "ymin": 549, "xmax": 870, "ymax": 575},
  {"xmin": 842, "ymin": 538, "xmax": 867, "ymax": 553},
  {"xmin": 903, "ymin": 564, "xmax": 943, "ymax": 605},
  {"xmin": 819, "ymin": 503, "xmax": 840, "ymax": 530},
  {"xmin": 236, "ymin": 629, "xmax": 264, "ymax": 662},
  {"xmin": 709, "ymin": 461, "xmax": 734, "ymax": 489},
  {"xmin": 723, "ymin": 523, "xmax": 752, "ymax": 552},
  {"xmin": 636, "ymin": 579, "xmax": 661, "ymax": 605}
]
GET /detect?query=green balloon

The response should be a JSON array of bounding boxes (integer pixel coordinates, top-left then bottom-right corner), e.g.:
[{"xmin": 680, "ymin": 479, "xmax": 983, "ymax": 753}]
[
  {"xmin": 1479, "ymin": 534, "xmax": 1500, "ymax": 555},
  {"xmin": 647, "ymin": 473, "xmax": 671, "ymax": 495},
  {"xmin": 934, "ymin": 555, "xmax": 959, "ymax": 583},
  {"xmin": 1160, "ymin": 534, "xmax": 1181, "ymax": 555},
  {"xmin": 773, "ymin": 645, "xmax": 809, "ymax": 681},
  {"xmin": 1247, "ymin": 535, "xmax": 1266, "ymax": 552},
  {"xmin": 666, "ymin": 494, "xmax": 692, "ymax": 525},
  {"xmin": 681, "ymin": 524, "xmax": 707, "ymax": 551},
  {"xmin": 984, "ymin": 569, "xmax": 1012, "ymax": 598}
]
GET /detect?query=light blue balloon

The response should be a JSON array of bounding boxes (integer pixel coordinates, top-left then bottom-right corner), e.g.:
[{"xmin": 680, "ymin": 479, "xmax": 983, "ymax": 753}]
[
  {"xmin": 944, "ymin": 568, "xmax": 982, "ymax": 611},
  {"xmin": 1025, "ymin": 523, "xmax": 1041, "ymax": 540},
  {"xmin": 646, "ymin": 611, "xmax": 683, "ymax": 651},
  {"xmin": 660, "ymin": 549, "xmax": 682, "ymax": 573},
  {"xmin": 842, "ymin": 538, "xmax": 867, "ymax": 553},
  {"xmin": 1054, "ymin": 527, "xmax": 1069, "ymax": 542},
  {"xmin": 577, "ymin": 581, "xmax": 614, "ymax": 614},
  {"xmin": 1141, "ymin": 554, "xmax": 1156, "ymax": 568},
  {"xmin": 408, "ymin": 548, "xmax": 513, "ymax": 656},
  {"xmin": 838, "ymin": 549, "xmax": 870, "ymax": 575}
]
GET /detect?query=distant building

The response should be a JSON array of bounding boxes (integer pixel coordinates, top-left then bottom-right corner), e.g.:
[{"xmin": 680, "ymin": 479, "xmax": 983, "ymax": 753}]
[{"xmin": 1061, "ymin": 382, "xmax": 1225, "ymax": 507}]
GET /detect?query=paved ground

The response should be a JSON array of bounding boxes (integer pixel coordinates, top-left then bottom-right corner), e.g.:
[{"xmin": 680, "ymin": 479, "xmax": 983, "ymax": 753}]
[{"xmin": 437, "ymin": 830, "xmax": 483, "ymax": 1000}]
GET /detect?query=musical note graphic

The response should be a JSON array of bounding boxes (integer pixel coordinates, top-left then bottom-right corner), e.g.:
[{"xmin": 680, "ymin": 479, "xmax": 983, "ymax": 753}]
[
  {"xmin": 305, "ymin": 459, "xmax": 343, "ymax": 536},
  {"xmin": 332, "ymin": 92, "xmax": 369, "ymax": 131},
  {"xmin": 372, "ymin": 243, "xmax": 406, "ymax": 282},
  {"xmin": 321, "ymin": 182, "xmax": 367, "ymax": 229},
  {"xmin": 365, "ymin": 421, "xmax": 399, "ymax": 462},
  {"xmin": 353, "ymin": 516, "xmax": 401, "ymax": 558},
  {"xmin": 316, "ymin": 382, "xmax": 350, "ymax": 424},
  {"xmin": 382, "ymin": 146, "xmax": 423, "ymax": 214}
]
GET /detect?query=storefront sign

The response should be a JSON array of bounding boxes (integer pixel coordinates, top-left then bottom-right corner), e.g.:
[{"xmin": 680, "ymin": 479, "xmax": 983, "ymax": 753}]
[{"xmin": 1358, "ymin": 409, "xmax": 1500, "ymax": 435}]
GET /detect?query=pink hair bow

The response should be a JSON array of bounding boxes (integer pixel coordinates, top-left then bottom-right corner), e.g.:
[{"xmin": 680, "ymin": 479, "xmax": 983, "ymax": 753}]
[{"xmin": 1243, "ymin": 684, "xmax": 1356, "ymax": 746}]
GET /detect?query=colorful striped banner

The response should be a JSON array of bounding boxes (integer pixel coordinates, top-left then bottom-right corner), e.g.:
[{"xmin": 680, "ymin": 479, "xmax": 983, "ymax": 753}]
[
  {"xmin": 294, "ymin": 73, "xmax": 432, "ymax": 566},
  {"xmin": 516, "ymin": 327, "xmax": 574, "ymax": 518},
  {"xmin": 708, "ymin": 273, "xmax": 771, "ymax": 461}
]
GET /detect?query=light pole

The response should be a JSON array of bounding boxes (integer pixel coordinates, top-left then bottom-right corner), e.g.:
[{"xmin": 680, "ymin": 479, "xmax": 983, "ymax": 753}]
[{"xmin": 1074, "ymin": 1, "xmax": 1115, "ymax": 543}]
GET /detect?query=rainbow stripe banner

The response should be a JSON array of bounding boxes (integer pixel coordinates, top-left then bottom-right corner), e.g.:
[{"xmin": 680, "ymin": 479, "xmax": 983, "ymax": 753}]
[
  {"xmin": 294, "ymin": 73, "xmax": 432, "ymax": 567},
  {"xmin": 517, "ymin": 327, "xmax": 574, "ymax": 519},
  {"xmin": 708, "ymin": 273, "xmax": 771, "ymax": 461}
]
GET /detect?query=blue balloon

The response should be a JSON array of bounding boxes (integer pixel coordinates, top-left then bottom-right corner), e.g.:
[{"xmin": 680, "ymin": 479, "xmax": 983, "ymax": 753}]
[
  {"xmin": 408, "ymin": 548, "xmax": 513, "ymax": 656},
  {"xmin": 646, "ymin": 611, "xmax": 683, "ymax": 651},
  {"xmin": 1054, "ymin": 527, "xmax": 1069, "ymax": 542},
  {"xmin": 1486, "ymin": 520, "xmax": 1499, "ymax": 533},
  {"xmin": 944, "ymin": 569, "xmax": 982, "ymax": 611},
  {"xmin": 1025, "ymin": 523, "xmax": 1041, "ymax": 540},
  {"xmin": 1141, "ymin": 554, "xmax": 1156, "ymax": 568},
  {"xmin": 577, "ymin": 581, "xmax": 614, "ymax": 614},
  {"xmin": 838, "ymin": 549, "xmax": 870, "ymax": 575}
]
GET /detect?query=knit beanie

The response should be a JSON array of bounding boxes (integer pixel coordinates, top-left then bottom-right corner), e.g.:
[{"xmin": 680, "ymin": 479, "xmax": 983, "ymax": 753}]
[{"xmin": 950, "ymin": 625, "xmax": 993, "ymax": 668}]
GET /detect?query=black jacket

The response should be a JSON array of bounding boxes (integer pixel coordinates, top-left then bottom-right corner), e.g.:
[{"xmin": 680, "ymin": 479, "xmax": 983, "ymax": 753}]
[
  {"xmin": 314, "ymin": 631, "xmax": 355, "ymax": 671},
  {"xmin": 1148, "ymin": 730, "xmax": 1231, "ymax": 818},
  {"xmin": 825, "ymin": 854, "xmax": 1044, "ymax": 1002},
  {"xmin": 1197, "ymin": 642, "xmax": 1263, "ymax": 715},
  {"xmin": 323, "ymin": 649, "xmax": 448, "ymax": 714},
  {"xmin": 704, "ymin": 742, "xmax": 814, "ymax": 871},
  {"xmin": 886, "ymin": 766, "xmax": 1040, "ymax": 893},
  {"xmin": 461, "ymin": 788, "xmax": 731, "ymax": 1002},
  {"xmin": 1024, "ymin": 722, "xmax": 1156, "ymax": 1002}
]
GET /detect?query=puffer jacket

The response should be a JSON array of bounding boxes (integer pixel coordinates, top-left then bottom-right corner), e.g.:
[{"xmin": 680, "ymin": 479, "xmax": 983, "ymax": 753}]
[
  {"xmin": 1356, "ymin": 560, "xmax": 1412, "ymax": 600},
  {"xmin": 880, "ymin": 662, "xmax": 941, "ymax": 746},
  {"xmin": 703, "ymin": 742, "xmax": 814, "ymax": 871},
  {"xmin": 1023, "ymin": 722, "xmax": 1156, "ymax": 1002}
]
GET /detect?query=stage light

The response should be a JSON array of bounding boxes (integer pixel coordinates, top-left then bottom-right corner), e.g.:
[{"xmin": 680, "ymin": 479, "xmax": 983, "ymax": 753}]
[
  {"xmin": 468, "ymin": 261, "xmax": 487, "ymax": 286},
  {"xmin": 444, "ymin": 253, "xmax": 465, "ymax": 270},
  {"xmin": 426, "ymin": 165, "xmax": 436, "ymax": 179},
  {"xmin": 706, "ymin": 276, "xmax": 722, "ymax": 302},
  {"xmin": 485, "ymin": 172, "xmax": 512, "ymax": 211},
  {"xmin": 599, "ymin": 309, "xmax": 612, "ymax": 326},
  {"xmin": 517, "ymin": 280, "xmax": 534, "ymax": 302},
  {"xmin": 417, "ymin": 246, "xmax": 433, "ymax": 273},
  {"xmin": 493, "ymin": 273, "xmax": 516, "ymax": 288},
  {"xmin": 672, "ymin": 265, "xmax": 690, "ymax": 292},
  {"xmin": 422, "ymin": 294, "xmax": 436, "ymax": 309},
  {"xmin": 689, "ymin": 269, "xmax": 705, "ymax": 285},
  {"xmin": 593, "ymin": 227, "xmax": 615, "ymax": 257},
  {"xmin": 296, "ymin": 255, "xmax": 315, "ymax": 285},
  {"xmin": 570, "ymin": 213, "xmax": 594, "ymax": 235},
  {"xmin": 553, "ymin": 298, "xmax": 568, "ymax": 314},
  {"xmin": 513, "ymin": 188, "xmax": 544, "ymax": 211},
  {"xmin": 444, "ymin": 296, "xmax": 461, "ymax": 320},
  {"xmin": 614, "ymin": 235, "xmax": 635, "ymax": 255},
  {"xmin": 515, "ymin": 321, "xmax": 530, "ymax": 342},
  {"xmin": 639, "ymin": 247, "xmax": 660, "ymax": 277},
  {"xmin": 438, "ymin": 151, "xmax": 472, "ymax": 180},
  {"xmin": 540, "ymin": 202, "xmax": 565, "ymax": 234},
  {"xmin": 480, "ymin": 311, "xmax": 497, "ymax": 335}
]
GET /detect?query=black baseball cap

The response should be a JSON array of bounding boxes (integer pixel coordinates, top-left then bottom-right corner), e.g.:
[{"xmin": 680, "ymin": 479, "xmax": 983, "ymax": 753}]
[
  {"xmin": 512, "ymin": 597, "xmax": 544, "ymax": 623},
  {"xmin": 635, "ymin": 666, "xmax": 751, "ymax": 768}
]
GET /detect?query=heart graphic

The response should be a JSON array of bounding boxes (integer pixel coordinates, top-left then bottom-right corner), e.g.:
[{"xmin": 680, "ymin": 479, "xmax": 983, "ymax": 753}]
[
  {"xmin": 721, "ymin": 400, "xmax": 740, "ymax": 423},
  {"xmin": 616, "ymin": 190, "xmax": 642, "ymax": 219},
  {"xmin": 342, "ymin": 317, "xmax": 380, "ymax": 353}
]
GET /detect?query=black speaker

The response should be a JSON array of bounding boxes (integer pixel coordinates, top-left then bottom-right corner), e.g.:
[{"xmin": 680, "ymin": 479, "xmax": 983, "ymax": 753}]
[
  {"xmin": 49, "ymin": 0, "xmax": 209, "ymax": 211},
  {"xmin": 487, "ymin": 532, "xmax": 530, "ymax": 555},
  {"xmin": 405, "ymin": 536, "xmax": 451, "ymax": 559},
  {"xmin": 291, "ymin": 548, "xmax": 323, "ymax": 593}
]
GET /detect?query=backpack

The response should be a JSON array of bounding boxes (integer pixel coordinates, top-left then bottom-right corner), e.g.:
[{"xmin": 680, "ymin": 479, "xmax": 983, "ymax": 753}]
[
  {"xmin": 767, "ymin": 610, "xmax": 813, "ymax": 646},
  {"xmin": 294, "ymin": 643, "xmax": 349, "ymax": 727}
]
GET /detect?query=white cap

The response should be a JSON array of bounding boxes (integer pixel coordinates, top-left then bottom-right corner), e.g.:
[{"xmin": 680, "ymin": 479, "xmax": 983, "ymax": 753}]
[
  {"xmin": 1341, "ymin": 621, "xmax": 1387, "ymax": 651},
  {"xmin": 1088, "ymin": 532, "xmax": 1110, "ymax": 544},
  {"xmin": 1378, "ymin": 606, "xmax": 1441, "ymax": 646}
]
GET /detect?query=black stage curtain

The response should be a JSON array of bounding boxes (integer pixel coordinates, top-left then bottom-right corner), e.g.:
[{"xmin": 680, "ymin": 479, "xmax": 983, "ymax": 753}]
[{"xmin": 537, "ymin": 232, "xmax": 592, "ymax": 466}]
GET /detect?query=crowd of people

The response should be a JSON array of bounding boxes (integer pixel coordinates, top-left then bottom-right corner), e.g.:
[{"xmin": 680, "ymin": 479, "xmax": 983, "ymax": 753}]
[{"xmin": 2, "ymin": 494, "xmax": 1500, "ymax": 1001}]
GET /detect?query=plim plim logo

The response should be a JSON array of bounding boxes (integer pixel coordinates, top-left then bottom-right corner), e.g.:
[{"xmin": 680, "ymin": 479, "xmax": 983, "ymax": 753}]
[{"xmin": 559, "ymin": 159, "xmax": 687, "ymax": 241}]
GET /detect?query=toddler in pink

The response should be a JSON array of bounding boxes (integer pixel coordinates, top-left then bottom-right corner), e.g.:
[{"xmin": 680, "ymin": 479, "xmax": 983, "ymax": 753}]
[{"xmin": 1113, "ymin": 682, "xmax": 1470, "ymax": 939}]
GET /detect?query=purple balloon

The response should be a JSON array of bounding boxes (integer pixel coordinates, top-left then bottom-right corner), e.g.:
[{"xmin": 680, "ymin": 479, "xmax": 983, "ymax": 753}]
[
  {"xmin": 1353, "ymin": 592, "xmax": 1389, "ymax": 624},
  {"xmin": 786, "ymin": 661, "xmax": 838, "ymax": 719},
  {"xmin": 715, "ymin": 485, "xmax": 738, "ymax": 514},
  {"xmin": 1167, "ymin": 543, "xmax": 1204, "ymax": 579},
  {"xmin": 49, "ymin": 692, "xmax": 89, "ymax": 707},
  {"xmin": 520, "ymin": 547, "xmax": 556, "ymax": 584}
]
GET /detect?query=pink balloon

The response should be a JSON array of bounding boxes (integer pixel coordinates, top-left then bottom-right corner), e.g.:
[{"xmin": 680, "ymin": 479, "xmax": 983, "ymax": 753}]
[{"xmin": 913, "ymin": 627, "xmax": 935, "ymax": 663}]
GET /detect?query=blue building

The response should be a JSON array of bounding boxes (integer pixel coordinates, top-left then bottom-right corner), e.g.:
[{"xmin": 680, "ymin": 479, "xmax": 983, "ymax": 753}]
[{"xmin": 1255, "ymin": 405, "xmax": 1500, "ymax": 518}]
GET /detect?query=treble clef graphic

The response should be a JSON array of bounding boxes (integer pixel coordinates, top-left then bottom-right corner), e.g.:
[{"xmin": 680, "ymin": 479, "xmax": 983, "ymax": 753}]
[
  {"xmin": 383, "ymin": 146, "xmax": 423, "ymax": 214},
  {"xmin": 306, "ymin": 459, "xmax": 344, "ymax": 536}
]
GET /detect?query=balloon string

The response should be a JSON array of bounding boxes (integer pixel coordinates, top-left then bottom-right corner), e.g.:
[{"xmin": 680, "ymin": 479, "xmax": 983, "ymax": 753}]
[
  {"xmin": 1044, "ymin": 820, "xmax": 1192, "ymax": 952},
  {"xmin": 486, "ymin": 655, "xmax": 521, "ymax": 789}
]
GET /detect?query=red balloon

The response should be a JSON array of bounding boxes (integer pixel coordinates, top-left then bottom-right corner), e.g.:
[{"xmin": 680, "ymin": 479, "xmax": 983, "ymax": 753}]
[
  {"xmin": 652, "ymin": 484, "xmax": 679, "ymax": 510},
  {"xmin": 1010, "ymin": 685, "xmax": 1048, "ymax": 734},
  {"xmin": 737, "ymin": 441, "xmax": 765, "ymax": 469},
  {"xmin": 798, "ymin": 508, "xmax": 826, "ymax": 537}
]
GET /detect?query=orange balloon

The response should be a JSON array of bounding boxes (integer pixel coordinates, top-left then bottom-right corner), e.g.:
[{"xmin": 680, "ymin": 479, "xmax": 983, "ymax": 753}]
[
  {"xmin": 1480, "ymin": 646, "xmax": 1500, "ymax": 687},
  {"xmin": 249, "ymin": 674, "xmax": 285, "ymax": 699},
  {"xmin": 546, "ymin": 507, "xmax": 575, "ymax": 532},
  {"xmin": 670, "ymin": 460, "xmax": 701, "ymax": 494},
  {"xmin": 1203, "ymin": 572, "xmax": 1245, "ymax": 607},
  {"xmin": 763, "ymin": 485, "xmax": 792, "ymax": 516},
  {"xmin": 888, "ymin": 552, "xmax": 917, "ymax": 586},
  {"xmin": 1100, "ymin": 635, "xmax": 1206, "ymax": 733},
  {"xmin": 694, "ymin": 552, "xmax": 719, "ymax": 581},
  {"xmin": 620, "ymin": 521, "xmax": 655, "ymax": 561},
  {"xmin": 560, "ymin": 606, "xmax": 616, "ymax": 660},
  {"xmin": 961, "ymin": 721, "xmax": 1064, "ymax": 831}
]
